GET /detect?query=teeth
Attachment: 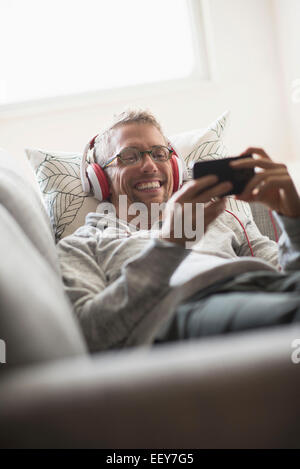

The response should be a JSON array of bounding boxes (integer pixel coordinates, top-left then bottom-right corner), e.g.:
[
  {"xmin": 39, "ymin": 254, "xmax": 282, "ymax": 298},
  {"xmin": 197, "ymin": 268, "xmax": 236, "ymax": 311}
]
[{"xmin": 135, "ymin": 181, "xmax": 161, "ymax": 190}]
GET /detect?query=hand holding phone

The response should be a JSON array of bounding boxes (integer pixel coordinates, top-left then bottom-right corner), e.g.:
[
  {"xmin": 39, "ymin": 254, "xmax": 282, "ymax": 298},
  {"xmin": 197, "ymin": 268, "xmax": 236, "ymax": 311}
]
[{"xmin": 192, "ymin": 154, "xmax": 254, "ymax": 196}]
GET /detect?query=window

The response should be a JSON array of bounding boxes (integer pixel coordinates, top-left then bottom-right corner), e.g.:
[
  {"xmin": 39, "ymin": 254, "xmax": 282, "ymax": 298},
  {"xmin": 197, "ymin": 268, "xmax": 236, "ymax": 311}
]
[{"xmin": 0, "ymin": 0, "xmax": 209, "ymax": 107}]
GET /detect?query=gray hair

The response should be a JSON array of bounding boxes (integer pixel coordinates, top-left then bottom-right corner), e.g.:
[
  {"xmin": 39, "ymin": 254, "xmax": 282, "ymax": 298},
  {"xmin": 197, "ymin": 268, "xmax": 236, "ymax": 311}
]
[{"xmin": 93, "ymin": 109, "xmax": 168, "ymax": 167}]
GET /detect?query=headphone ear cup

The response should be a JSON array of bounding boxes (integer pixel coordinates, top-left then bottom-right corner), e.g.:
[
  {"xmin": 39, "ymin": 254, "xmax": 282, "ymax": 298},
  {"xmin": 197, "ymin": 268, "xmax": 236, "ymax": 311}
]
[
  {"xmin": 170, "ymin": 155, "xmax": 184, "ymax": 192},
  {"xmin": 87, "ymin": 164, "xmax": 110, "ymax": 201}
]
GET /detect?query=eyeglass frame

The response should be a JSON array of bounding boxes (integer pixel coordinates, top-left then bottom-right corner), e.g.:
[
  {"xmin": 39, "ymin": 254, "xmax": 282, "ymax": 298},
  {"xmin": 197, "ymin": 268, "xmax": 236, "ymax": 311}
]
[{"xmin": 102, "ymin": 145, "xmax": 174, "ymax": 169}]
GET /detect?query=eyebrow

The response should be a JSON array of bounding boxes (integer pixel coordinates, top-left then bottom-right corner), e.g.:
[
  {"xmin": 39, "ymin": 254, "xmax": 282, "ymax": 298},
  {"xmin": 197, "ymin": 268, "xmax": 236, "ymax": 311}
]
[{"xmin": 120, "ymin": 144, "xmax": 165, "ymax": 151}]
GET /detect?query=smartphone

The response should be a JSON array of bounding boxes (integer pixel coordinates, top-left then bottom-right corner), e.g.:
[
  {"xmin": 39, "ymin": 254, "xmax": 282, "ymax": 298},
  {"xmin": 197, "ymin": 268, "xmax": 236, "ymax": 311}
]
[{"xmin": 192, "ymin": 154, "xmax": 254, "ymax": 196}]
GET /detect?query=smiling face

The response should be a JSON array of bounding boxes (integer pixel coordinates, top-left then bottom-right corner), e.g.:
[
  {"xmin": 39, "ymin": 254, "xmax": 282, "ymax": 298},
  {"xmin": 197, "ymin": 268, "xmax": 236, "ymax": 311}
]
[{"xmin": 106, "ymin": 123, "xmax": 174, "ymax": 216}]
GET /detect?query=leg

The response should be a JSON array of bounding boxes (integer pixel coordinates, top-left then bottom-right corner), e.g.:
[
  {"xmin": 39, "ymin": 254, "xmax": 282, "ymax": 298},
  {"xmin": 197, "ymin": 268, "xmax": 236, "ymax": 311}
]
[{"xmin": 154, "ymin": 271, "xmax": 300, "ymax": 343}]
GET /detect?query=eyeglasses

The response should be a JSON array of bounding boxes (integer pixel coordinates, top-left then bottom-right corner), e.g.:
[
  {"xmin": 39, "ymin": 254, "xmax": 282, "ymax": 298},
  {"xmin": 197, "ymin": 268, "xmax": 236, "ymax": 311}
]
[{"xmin": 102, "ymin": 145, "xmax": 173, "ymax": 168}]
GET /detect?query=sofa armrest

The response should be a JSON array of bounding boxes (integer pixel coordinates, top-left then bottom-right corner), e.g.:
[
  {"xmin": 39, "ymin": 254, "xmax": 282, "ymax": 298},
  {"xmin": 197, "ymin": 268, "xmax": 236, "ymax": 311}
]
[{"xmin": 1, "ymin": 325, "xmax": 300, "ymax": 449}]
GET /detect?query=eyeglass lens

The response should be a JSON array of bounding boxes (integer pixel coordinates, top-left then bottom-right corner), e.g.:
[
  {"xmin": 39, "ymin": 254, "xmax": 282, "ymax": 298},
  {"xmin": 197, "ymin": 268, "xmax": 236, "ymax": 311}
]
[{"xmin": 120, "ymin": 146, "xmax": 170, "ymax": 165}]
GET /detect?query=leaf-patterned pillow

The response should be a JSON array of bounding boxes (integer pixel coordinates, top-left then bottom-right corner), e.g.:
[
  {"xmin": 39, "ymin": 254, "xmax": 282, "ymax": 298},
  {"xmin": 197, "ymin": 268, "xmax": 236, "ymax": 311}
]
[
  {"xmin": 26, "ymin": 112, "xmax": 249, "ymax": 242},
  {"xmin": 26, "ymin": 149, "xmax": 99, "ymax": 243}
]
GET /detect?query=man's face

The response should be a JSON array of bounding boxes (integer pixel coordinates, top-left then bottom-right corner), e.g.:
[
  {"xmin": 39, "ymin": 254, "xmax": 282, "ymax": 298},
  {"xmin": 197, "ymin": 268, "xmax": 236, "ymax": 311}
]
[{"xmin": 107, "ymin": 123, "xmax": 174, "ymax": 210}]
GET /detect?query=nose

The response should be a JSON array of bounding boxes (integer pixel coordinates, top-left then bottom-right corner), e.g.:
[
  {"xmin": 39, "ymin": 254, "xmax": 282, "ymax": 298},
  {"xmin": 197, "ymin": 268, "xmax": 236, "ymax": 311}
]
[{"xmin": 140, "ymin": 152, "xmax": 158, "ymax": 172}]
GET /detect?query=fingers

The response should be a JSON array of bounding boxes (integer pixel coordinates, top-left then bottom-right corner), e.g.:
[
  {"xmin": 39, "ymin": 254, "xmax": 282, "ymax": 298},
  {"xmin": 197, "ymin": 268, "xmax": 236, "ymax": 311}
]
[
  {"xmin": 236, "ymin": 168, "xmax": 287, "ymax": 200},
  {"xmin": 239, "ymin": 147, "xmax": 272, "ymax": 160},
  {"xmin": 249, "ymin": 176, "xmax": 300, "ymax": 218},
  {"xmin": 252, "ymin": 175, "xmax": 299, "ymax": 202},
  {"xmin": 204, "ymin": 199, "xmax": 226, "ymax": 229},
  {"xmin": 251, "ymin": 176, "xmax": 291, "ymax": 199},
  {"xmin": 196, "ymin": 181, "xmax": 233, "ymax": 202},
  {"xmin": 230, "ymin": 156, "xmax": 286, "ymax": 171},
  {"xmin": 161, "ymin": 194, "xmax": 227, "ymax": 247},
  {"xmin": 178, "ymin": 176, "xmax": 233, "ymax": 202},
  {"xmin": 180, "ymin": 175, "xmax": 219, "ymax": 198}
]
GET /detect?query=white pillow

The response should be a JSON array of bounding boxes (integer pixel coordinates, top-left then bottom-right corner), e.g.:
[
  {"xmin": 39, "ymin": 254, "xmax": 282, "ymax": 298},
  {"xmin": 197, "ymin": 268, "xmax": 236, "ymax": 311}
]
[
  {"xmin": 171, "ymin": 111, "xmax": 252, "ymax": 220},
  {"xmin": 171, "ymin": 112, "xmax": 229, "ymax": 167},
  {"xmin": 26, "ymin": 111, "xmax": 251, "ymax": 242}
]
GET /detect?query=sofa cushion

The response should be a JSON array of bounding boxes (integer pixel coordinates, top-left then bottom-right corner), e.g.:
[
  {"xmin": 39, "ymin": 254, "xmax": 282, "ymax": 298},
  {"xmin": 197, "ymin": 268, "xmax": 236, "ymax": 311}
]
[
  {"xmin": 0, "ymin": 149, "xmax": 59, "ymax": 271},
  {"xmin": 0, "ymin": 150, "xmax": 87, "ymax": 369},
  {"xmin": 0, "ymin": 206, "xmax": 87, "ymax": 369}
]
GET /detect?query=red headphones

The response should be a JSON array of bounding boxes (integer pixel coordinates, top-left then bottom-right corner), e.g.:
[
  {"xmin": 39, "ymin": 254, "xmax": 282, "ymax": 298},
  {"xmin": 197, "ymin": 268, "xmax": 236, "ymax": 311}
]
[
  {"xmin": 80, "ymin": 134, "xmax": 280, "ymax": 260},
  {"xmin": 80, "ymin": 134, "xmax": 185, "ymax": 201}
]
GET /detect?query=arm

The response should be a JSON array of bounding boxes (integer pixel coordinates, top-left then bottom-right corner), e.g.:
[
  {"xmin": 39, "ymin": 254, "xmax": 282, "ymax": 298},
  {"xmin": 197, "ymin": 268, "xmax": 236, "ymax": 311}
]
[
  {"xmin": 273, "ymin": 211, "xmax": 300, "ymax": 271},
  {"xmin": 230, "ymin": 147, "xmax": 300, "ymax": 272},
  {"xmin": 57, "ymin": 175, "xmax": 235, "ymax": 353},
  {"xmin": 57, "ymin": 233, "xmax": 188, "ymax": 353},
  {"xmin": 237, "ymin": 211, "xmax": 300, "ymax": 272}
]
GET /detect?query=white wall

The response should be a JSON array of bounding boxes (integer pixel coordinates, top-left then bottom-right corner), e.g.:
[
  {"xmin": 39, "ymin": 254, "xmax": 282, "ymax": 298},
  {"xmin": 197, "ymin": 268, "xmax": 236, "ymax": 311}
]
[
  {"xmin": 273, "ymin": 0, "xmax": 300, "ymax": 162},
  {"xmin": 0, "ymin": 0, "xmax": 295, "ymax": 173}
]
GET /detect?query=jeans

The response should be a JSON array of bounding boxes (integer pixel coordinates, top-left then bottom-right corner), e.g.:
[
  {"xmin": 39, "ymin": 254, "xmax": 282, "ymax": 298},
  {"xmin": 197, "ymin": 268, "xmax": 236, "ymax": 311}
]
[{"xmin": 154, "ymin": 270, "xmax": 300, "ymax": 344}]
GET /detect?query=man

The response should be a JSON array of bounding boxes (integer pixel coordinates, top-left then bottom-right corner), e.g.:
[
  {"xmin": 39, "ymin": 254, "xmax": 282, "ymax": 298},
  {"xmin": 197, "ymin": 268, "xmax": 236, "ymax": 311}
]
[{"xmin": 57, "ymin": 110, "xmax": 300, "ymax": 352}]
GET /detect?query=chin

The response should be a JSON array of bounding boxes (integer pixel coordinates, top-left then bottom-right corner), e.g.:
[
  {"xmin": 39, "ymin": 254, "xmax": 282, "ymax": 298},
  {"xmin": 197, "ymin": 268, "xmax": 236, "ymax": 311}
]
[
  {"xmin": 132, "ymin": 191, "xmax": 164, "ymax": 204},
  {"xmin": 143, "ymin": 194, "xmax": 166, "ymax": 205}
]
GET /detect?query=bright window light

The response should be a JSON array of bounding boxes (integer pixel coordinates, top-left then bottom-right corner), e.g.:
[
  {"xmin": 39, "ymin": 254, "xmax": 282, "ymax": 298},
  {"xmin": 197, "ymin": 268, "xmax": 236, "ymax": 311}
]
[{"xmin": 0, "ymin": 0, "xmax": 203, "ymax": 106}]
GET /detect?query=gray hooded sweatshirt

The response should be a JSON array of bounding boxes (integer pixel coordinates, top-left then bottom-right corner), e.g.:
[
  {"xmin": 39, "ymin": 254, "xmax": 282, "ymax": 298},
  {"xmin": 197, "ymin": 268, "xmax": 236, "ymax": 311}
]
[{"xmin": 57, "ymin": 208, "xmax": 300, "ymax": 352}]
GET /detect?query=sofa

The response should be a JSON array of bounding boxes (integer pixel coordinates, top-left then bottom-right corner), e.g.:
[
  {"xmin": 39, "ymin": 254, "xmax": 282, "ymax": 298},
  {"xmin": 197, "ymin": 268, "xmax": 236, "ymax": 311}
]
[{"xmin": 0, "ymin": 147, "xmax": 300, "ymax": 449}]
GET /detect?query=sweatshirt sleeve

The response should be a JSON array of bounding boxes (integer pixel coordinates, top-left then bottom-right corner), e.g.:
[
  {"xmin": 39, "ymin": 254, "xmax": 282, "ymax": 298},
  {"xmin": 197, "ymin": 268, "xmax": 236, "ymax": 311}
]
[
  {"xmin": 56, "ymin": 233, "xmax": 188, "ymax": 353},
  {"xmin": 237, "ymin": 217, "xmax": 280, "ymax": 270},
  {"xmin": 272, "ymin": 211, "xmax": 300, "ymax": 272}
]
